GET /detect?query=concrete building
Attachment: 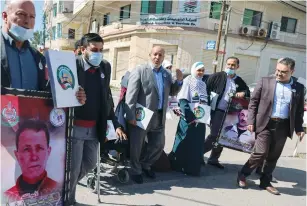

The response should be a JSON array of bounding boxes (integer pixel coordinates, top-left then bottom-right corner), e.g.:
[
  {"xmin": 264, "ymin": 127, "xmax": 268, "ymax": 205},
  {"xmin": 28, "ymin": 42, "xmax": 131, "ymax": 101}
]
[
  {"xmin": 51, "ymin": 0, "xmax": 307, "ymax": 85},
  {"xmin": 44, "ymin": 0, "xmax": 88, "ymax": 50}
]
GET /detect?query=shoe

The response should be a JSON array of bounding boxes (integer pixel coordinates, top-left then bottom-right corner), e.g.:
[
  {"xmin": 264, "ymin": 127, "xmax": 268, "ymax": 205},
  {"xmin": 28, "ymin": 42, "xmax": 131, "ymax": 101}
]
[
  {"xmin": 207, "ymin": 161, "xmax": 225, "ymax": 169},
  {"xmin": 237, "ymin": 172, "xmax": 247, "ymax": 188},
  {"xmin": 259, "ymin": 183, "xmax": 280, "ymax": 195},
  {"xmin": 142, "ymin": 169, "xmax": 156, "ymax": 179},
  {"xmin": 131, "ymin": 174, "xmax": 143, "ymax": 184}
]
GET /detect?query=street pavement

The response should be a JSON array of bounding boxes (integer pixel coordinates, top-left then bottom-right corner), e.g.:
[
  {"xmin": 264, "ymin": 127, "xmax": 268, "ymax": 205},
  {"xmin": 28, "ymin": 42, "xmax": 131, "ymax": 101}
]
[{"xmin": 75, "ymin": 89, "xmax": 306, "ymax": 206}]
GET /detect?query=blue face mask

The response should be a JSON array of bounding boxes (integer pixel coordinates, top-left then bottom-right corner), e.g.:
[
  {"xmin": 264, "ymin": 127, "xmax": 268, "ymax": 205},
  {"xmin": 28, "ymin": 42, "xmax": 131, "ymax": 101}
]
[
  {"xmin": 88, "ymin": 52, "xmax": 103, "ymax": 66},
  {"xmin": 225, "ymin": 68, "xmax": 235, "ymax": 76},
  {"xmin": 9, "ymin": 23, "xmax": 34, "ymax": 42}
]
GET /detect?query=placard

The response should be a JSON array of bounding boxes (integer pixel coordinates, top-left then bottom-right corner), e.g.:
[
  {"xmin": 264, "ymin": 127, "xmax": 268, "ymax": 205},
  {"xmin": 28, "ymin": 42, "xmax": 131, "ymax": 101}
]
[
  {"xmin": 135, "ymin": 103, "xmax": 154, "ymax": 130},
  {"xmin": 189, "ymin": 103, "xmax": 211, "ymax": 124},
  {"xmin": 1, "ymin": 95, "xmax": 67, "ymax": 205},
  {"xmin": 217, "ymin": 98, "xmax": 255, "ymax": 153},
  {"xmin": 45, "ymin": 50, "xmax": 81, "ymax": 108},
  {"xmin": 106, "ymin": 120, "xmax": 116, "ymax": 140}
]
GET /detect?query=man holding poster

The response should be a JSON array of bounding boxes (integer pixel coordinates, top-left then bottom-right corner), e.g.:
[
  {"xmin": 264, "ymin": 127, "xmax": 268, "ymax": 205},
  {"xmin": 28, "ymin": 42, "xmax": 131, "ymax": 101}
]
[
  {"xmin": 237, "ymin": 58, "xmax": 305, "ymax": 195},
  {"xmin": 204, "ymin": 57, "xmax": 250, "ymax": 169},
  {"xmin": 125, "ymin": 46, "xmax": 183, "ymax": 184},
  {"xmin": 69, "ymin": 33, "xmax": 126, "ymax": 205},
  {"xmin": 1, "ymin": 0, "xmax": 85, "ymax": 104},
  {"xmin": 4, "ymin": 120, "xmax": 59, "ymax": 201}
]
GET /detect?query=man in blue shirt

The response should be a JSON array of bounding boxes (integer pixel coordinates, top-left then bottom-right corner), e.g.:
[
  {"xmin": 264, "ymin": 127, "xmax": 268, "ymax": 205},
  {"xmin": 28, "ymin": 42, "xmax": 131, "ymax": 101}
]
[
  {"xmin": 237, "ymin": 57, "xmax": 305, "ymax": 195},
  {"xmin": 1, "ymin": 0, "xmax": 85, "ymax": 103},
  {"xmin": 125, "ymin": 46, "xmax": 183, "ymax": 184}
]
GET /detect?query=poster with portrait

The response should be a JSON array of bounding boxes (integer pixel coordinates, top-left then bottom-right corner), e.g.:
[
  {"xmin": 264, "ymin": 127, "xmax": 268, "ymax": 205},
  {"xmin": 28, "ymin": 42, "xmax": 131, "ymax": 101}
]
[
  {"xmin": 1, "ymin": 94, "xmax": 67, "ymax": 206},
  {"xmin": 45, "ymin": 49, "xmax": 81, "ymax": 108},
  {"xmin": 217, "ymin": 98, "xmax": 255, "ymax": 153}
]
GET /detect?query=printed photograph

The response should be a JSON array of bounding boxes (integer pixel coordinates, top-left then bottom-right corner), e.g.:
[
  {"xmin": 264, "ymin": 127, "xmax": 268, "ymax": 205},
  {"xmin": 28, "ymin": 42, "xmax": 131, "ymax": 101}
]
[
  {"xmin": 1, "ymin": 96, "xmax": 67, "ymax": 205},
  {"xmin": 218, "ymin": 98, "xmax": 255, "ymax": 153}
]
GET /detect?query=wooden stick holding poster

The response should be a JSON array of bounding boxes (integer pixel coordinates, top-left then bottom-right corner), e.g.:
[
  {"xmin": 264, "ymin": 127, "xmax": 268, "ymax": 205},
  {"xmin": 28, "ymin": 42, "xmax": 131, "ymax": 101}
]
[
  {"xmin": 1, "ymin": 91, "xmax": 70, "ymax": 206},
  {"xmin": 217, "ymin": 97, "xmax": 255, "ymax": 153}
]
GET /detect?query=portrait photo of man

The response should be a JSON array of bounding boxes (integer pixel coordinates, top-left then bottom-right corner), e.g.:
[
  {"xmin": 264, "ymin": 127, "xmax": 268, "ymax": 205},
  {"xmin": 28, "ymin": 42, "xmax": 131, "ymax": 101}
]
[
  {"xmin": 4, "ymin": 120, "xmax": 59, "ymax": 201},
  {"xmin": 223, "ymin": 109, "xmax": 255, "ymax": 146}
]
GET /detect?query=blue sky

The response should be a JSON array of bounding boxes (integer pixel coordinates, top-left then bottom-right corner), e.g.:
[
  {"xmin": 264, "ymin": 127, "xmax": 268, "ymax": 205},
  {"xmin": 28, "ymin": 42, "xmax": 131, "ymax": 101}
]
[{"xmin": 0, "ymin": 0, "xmax": 44, "ymax": 32}]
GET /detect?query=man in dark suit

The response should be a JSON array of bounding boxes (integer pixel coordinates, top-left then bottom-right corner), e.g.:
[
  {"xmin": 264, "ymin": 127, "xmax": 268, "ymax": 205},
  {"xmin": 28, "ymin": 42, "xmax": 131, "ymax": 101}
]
[
  {"xmin": 69, "ymin": 33, "xmax": 127, "ymax": 205},
  {"xmin": 237, "ymin": 57, "xmax": 305, "ymax": 195}
]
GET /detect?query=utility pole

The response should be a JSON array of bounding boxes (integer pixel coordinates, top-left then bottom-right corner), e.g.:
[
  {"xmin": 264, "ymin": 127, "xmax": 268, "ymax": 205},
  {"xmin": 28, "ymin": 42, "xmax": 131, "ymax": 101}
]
[
  {"xmin": 213, "ymin": 0, "xmax": 226, "ymax": 73},
  {"xmin": 219, "ymin": 6, "xmax": 232, "ymax": 72},
  {"xmin": 87, "ymin": 0, "xmax": 95, "ymax": 33}
]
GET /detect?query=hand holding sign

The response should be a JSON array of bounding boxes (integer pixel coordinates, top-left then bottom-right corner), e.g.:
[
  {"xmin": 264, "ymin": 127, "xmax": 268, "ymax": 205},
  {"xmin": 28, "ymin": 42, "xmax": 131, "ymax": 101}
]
[{"xmin": 135, "ymin": 103, "xmax": 154, "ymax": 130}]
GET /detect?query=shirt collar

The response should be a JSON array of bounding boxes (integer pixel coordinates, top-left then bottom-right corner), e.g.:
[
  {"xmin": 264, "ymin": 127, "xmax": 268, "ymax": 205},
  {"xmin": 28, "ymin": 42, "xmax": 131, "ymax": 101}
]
[
  {"xmin": 277, "ymin": 77, "xmax": 293, "ymax": 85},
  {"xmin": 2, "ymin": 30, "xmax": 30, "ymax": 48},
  {"xmin": 82, "ymin": 57, "xmax": 92, "ymax": 71}
]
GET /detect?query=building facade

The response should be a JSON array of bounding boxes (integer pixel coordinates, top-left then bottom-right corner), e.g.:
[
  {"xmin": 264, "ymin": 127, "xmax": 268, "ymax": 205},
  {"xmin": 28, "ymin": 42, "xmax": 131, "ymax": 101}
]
[
  {"xmin": 44, "ymin": 0, "xmax": 88, "ymax": 50},
  {"xmin": 47, "ymin": 0, "xmax": 306, "ymax": 85}
]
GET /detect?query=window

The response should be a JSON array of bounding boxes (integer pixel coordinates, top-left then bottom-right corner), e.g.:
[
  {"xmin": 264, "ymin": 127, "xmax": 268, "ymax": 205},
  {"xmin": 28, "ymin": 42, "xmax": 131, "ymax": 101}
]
[
  {"xmin": 243, "ymin": 9, "xmax": 262, "ymax": 27},
  {"xmin": 120, "ymin": 5, "xmax": 131, "ymax": 20},
  {"xmin": 141, "ymin": 0, "xmax": 172, "ymax": 15},
  {"xmin": 281, "ymin": 16, "xmax": 297, "ymax": 33},
  {"xmin": 68, "ymin": 28, "xmax": 75, "ymax": 39},
  {"xmin": 53, "ymin": 4, "xmax": 57, "ymax": 17},
  {"xmin": 209, "ymin": 2, "xmax": 229, "ymax": 20},
  {"xmin": 57, "ymin": 23, "xmax": 62, "ymax": 38},
  {"xmin": 52, "ymin": 26, "xmax": 56, "ymax": 40},
  {"xmin": 59, "ymin": 1, "xmax": 63, "ymax": 13},
  {"xmin": 103, "ymin": 13, "xmax": 110, "ymax": 26}
]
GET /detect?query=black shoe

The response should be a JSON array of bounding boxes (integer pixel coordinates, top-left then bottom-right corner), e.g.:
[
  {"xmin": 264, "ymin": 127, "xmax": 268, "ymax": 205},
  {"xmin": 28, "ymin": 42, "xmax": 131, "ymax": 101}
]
[
  {"xmin": 142, "ymin": 169, "xmax": 156, "ymax": 179},
  {"xmin": 207, "ymin": 161, "xmax": 225, "ymax": 169},
  {"xmin": 131, "ymin": 174, "xmax": 143, "ymax": 184}
]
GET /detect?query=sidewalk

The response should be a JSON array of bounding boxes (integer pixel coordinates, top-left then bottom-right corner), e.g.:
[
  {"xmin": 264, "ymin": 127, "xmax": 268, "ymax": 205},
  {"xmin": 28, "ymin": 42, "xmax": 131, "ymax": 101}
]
[{"xmin": 76, "ymin": 116, "xmax": 306, "ymax": 206}]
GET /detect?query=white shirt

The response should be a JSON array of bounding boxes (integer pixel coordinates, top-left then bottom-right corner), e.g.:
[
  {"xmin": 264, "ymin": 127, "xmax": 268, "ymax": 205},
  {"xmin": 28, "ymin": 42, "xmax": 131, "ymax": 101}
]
[{"xmin": 218, "ymin": 77, "xmax": 236, "ymax": 111}]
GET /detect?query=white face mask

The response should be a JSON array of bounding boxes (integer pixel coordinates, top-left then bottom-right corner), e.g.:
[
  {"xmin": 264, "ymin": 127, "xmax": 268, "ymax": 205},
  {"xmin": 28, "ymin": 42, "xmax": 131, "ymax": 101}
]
[{"xmin": 9, "ymin": 23, "xmax": 34, "ymax": 42}]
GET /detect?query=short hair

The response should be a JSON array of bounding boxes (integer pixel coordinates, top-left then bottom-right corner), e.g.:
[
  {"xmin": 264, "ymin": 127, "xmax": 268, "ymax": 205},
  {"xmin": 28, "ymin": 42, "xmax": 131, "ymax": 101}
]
[
  {"xmin": 75, "ymin": 39, "xmax": 81, "ymax": 50},
  {"xmin": 15, "ymin": 120, "xmax": 50, "ymax": 150},
  {"xmin": 226, "ymin": 56, "xmax": 240, "ymax": 65},
  {"xmin": 278, "ymin": 57, "xmax": 295, "ymax": 70},
  {"xmin": 80, "ymin": 33, "xmax": 103, "ymax": 48}
]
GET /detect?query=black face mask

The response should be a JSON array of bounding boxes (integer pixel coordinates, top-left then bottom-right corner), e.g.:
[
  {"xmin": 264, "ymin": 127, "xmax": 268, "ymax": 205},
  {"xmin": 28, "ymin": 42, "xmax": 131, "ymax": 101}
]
[{"xmin": 78, "ymin": 51, "xmax": 82, "ymax": 55}]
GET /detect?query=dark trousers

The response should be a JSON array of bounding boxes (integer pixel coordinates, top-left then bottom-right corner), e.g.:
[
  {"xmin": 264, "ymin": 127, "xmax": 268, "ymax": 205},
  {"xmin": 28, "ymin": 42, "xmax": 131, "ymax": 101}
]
[
  {"xmin": 203, "ymin": 110, "xmax": 225, "ymax": 163},
  {"xmin": 240, "ymin": 119, "xmax": 289, "ymax": 185}
]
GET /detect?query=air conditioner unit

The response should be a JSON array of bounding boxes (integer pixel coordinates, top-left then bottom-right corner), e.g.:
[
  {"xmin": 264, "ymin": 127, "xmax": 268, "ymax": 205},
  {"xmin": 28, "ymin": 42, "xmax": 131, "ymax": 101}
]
[
  {"xmin": 239, "ymin": 26, "xmax": 252, "ymax": 35},
  {"xmin": 269, "ymin": 22, "xmax": 281, "ymax": 40},
  {"xmin": 254, "ymin": 28, "xmax": 267, "ymax": 38}
]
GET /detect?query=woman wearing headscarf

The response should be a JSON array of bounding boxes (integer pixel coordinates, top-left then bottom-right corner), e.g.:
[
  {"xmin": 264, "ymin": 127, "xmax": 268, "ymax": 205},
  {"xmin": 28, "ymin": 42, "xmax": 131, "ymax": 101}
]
[{"xmin": 168, "ymin": 62, "xmax": 209, "ymax": 176}]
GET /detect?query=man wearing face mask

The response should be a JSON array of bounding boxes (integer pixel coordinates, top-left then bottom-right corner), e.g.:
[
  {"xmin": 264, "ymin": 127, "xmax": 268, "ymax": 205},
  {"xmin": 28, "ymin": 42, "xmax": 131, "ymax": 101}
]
[
  {"xmin": 69, "ymin": 33, "xmax": 126, "ymax": 205},
  {"xmin": 204, "ymin": 57, "xmax": 250, "ymax": 169},
  {"xmin": 1, "ymin": 0, "xmax": 85, "ymax": 103}
]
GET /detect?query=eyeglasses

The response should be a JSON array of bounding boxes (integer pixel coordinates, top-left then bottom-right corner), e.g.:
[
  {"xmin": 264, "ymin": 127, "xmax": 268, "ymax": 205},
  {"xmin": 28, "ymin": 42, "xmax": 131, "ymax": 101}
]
[{"xmin": 275, "ymin": 69, "xmax": 290, "ymax": 75}]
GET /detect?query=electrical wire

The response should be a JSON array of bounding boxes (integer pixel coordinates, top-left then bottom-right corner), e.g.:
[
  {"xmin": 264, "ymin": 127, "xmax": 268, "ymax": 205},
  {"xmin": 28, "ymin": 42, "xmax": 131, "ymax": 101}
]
[{"xmin": 238, "ymin": 39, "xmax": 254, "ymax": 50}]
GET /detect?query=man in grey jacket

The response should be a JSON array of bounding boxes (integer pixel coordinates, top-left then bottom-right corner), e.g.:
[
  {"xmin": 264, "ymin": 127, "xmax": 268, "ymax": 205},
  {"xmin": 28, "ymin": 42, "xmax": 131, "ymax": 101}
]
[{"xmin": 125, "ymin": 46, "xmax": 183, "ymax": 184}]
